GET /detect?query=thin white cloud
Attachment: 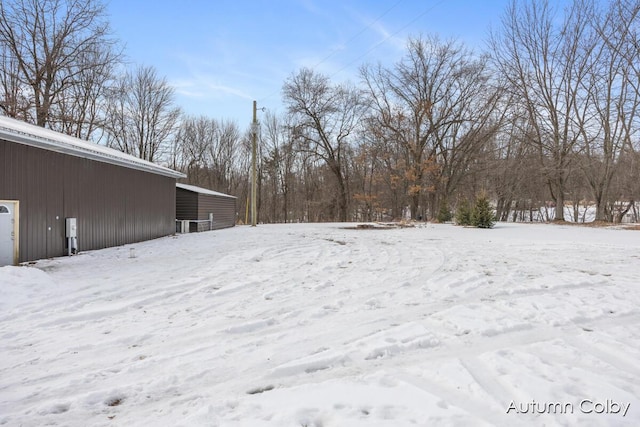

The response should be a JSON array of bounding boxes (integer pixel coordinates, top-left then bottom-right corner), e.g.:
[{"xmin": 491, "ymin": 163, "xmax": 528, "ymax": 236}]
[
  {"xmin": 171, "ymin": 74, "xmax": 252, "ymax": 101},
  {"xmin": 204, "ymin": 83, "xmax": 253, "ymax": 100},
  {"xmin": 173, "ymin": 88, "xmax": 205, "ymax": 98},
  {"xmin": 344, "ymin": 4, "xmax": 407, "ymax": 53},
  {"xmin": 366, "ymin": 20, "xmax": 407, "ymax": 51}
]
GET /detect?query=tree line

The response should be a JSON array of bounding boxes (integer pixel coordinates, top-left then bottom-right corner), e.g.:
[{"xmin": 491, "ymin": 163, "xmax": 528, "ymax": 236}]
[{"xmin": 2, "ymin": 0, "xmax": 639, "ymax": 224}]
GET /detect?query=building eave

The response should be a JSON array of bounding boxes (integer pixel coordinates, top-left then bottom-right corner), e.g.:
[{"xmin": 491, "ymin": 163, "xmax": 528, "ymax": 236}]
[{"xmin": 0, "ymin": 117, "xmax": 186, "ymax": 179}]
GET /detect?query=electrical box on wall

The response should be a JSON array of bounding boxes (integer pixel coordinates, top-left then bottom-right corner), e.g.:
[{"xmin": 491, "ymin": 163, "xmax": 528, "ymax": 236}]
[{"xmin": 66, "ymin": 218, "xmax": 77, "ymax": 238}]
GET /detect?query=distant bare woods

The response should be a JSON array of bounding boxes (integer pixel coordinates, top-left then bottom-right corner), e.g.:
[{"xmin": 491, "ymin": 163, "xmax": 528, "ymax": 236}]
[{"xmin": 1, "ymin": 0, "xmax": 638, "ymax": 223}]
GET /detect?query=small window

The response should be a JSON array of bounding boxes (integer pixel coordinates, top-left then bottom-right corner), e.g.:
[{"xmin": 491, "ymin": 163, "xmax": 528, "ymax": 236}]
[{"xmin": 0, "ymin": 205, "xmax": 9, "ymax": 214}]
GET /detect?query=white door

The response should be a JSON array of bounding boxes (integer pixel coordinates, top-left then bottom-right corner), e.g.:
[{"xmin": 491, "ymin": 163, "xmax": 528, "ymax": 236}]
[{"xmin": 0, "ymin": 201, "xmax": 18, "ymax": 266}]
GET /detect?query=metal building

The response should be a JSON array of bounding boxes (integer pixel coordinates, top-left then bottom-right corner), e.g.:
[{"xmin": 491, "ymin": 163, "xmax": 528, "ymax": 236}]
[
  {"xmin": 0, "ymin": 116, "xmax": 185, "ymax": 266},
  {"xmin": 175, "ymin": 183, "xmax": 237, "ymax": 232}
]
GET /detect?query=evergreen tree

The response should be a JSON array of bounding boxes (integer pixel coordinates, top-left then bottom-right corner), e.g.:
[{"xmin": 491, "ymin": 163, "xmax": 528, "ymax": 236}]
[
  {"xmin": 437, "ymin": 200, "xmax": 453, "ymax": 223},
  {"xmin": 455, "ymin": 199, "xmax": 472, "ymax": 226},
  {"xmin": 472, "ymin": 195, "xmax": 496, "ymax": 228}
]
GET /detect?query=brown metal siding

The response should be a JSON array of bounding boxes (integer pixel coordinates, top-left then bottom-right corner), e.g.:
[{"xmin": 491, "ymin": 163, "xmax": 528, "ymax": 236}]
[
  {"xmin": 197, "ymin": 194, "xmax": 236, "ymax": 230},
  {"xmin": 175, "ymin": 188, "xmax": 198, "ymax": 220},
  {"xmin": 175, "ymin": 187, "xmax": 236, "ymax": 231},
  {"xmin": 1, "ymin": 139, "xmax": 176, "ymax": 263},
  {"xmin": 46, "ymin": 150, "xmax": 65, "ymax": 257}
]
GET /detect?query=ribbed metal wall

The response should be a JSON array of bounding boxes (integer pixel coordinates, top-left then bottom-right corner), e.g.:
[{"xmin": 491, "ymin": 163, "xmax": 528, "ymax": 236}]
[
  {"xmin": 175, "ymin": 188, "xmax": 198, "ymax": 220},
  {"xmin": 175, "ymin": 187, "xmax": 236, "ymax": 231},
  {"xmin": 1, "ymin": 139, "xmax": 177, "ymax": 263},
  {"xmin": 197, "ymin": 194, "xmax": 236, "ymax": 230}
]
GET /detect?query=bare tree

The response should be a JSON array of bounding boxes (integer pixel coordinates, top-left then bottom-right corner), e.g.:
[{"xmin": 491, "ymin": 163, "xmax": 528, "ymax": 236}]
[
  {"xmin": 350, "ymin": 136, "xmax": 382, "ymax": 222},
  {"xmin": 367, "ymin": 114, "xmax": 411, "ymax": 220},
  {"xmin": 283, "ymin": 68, "xmax": 367, "ymax": 221},
  {"xmin": 261, "ymin": 112, "xmax": 298, "ymax": 223},
  {"xmin": 575, "ymin": 0, "xmax": 640, "ymax": 221},
  {"xmin": 104, "ymin": 65, "xmax": 181, "ymax": 162},
  {"xmin": 208, "ymin": 119, "xmax": 241, "ymax": 194},
  {"xmin": 487, "ymin": 107, "xmax": 528, "ymax": 221},
  {"xmin": 174, "ymin": 115, "xmax": 243, "ymax": 195},
  {"xmin": 0, "ymin": 0, "xmax": 120, "ymax": 130},
  {"xmin": 0, "ymin": 47, "xmax": 30, "ymax": 120},
  {"xmin": 52, "ymin": 45, "xmax": 120, "ymax": 140},
  {"xmin": 490, "ymin": 0, "xmax": 595, "ymax": 221},
  {"xmin": 174, "ymin": 116, "xmax": 212, "ymax": 185},
  {"xmin": 361, "ymin": 35, "xmax": 501, "ymax": 220},
  {"xmin": 611, "ymin": 150, "xmax": 639, "ymax": 222}
]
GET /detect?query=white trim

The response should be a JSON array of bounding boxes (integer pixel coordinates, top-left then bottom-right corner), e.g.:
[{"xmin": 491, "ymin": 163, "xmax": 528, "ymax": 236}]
[
  {"xmin": 0, "ymin": 116, "xmax": 185, "ymax": 179},
  {"xmin": 176, "ymin": 183, "xmax": 236, "ymax": 199},
  {"xmin": 0, "ymin": 200, "xmax": 19, "ymax": 266}
]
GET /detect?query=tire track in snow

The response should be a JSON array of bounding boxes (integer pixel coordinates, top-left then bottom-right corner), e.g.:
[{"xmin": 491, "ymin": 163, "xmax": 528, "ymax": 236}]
[
  {"xmin": 275, "ymin": 311, "xmax": 640, "ymax": 396},
  {"xmin": 395, "ymin": 371, "xmax": 510, "ymax": 427},
  {"xmin": 561, "ymin": 333, "xmax": 640, "ymax": 378},
  {"xmin": 459, "ymin": 356, "xmax": 516, "ymax": 410},
  {"xmin": 222, "ymin": 227, "xmax": 637, "ymax": 403}
]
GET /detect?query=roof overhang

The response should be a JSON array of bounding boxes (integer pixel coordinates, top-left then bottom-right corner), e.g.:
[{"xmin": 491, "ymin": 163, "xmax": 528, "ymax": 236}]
[
  {"xmin": 176, "ymin": 183, "xmax": 236, "ymax": 199},
  {"xmin": 0, "ymin": 116, "xmax": 186, "ymax": 179}
]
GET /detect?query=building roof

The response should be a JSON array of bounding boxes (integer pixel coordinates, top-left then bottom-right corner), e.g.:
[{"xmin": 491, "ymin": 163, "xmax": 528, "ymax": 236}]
[
  {"xmin": 0, "ymin": 116, "xmax": 185, "ymax": 179},
  {"xmin": 176, "ymin": 183, "xmax": 236, "ymax": 199}
]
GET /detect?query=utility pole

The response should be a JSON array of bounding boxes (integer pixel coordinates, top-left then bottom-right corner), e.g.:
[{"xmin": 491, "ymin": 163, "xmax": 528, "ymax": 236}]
[{"xmin": 251, "ymin": 100, "xmax": 258, "ymax": 227}]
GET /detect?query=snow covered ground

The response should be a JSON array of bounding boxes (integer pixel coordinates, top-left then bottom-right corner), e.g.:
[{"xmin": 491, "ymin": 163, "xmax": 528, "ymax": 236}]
[{"xmin": 1, "ymin": 222, "xmax": 639, "ymax": 427}]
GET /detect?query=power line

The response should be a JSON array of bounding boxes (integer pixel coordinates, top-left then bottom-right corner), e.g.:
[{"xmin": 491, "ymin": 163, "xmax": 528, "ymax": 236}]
[
  {"xmin": 258, "ymin": 0, "xmax": 406, "ymax": 105},
  {"xmin": 313, "ymin": 0, "xmax": 405, "ymax": 72},
  {"xmin": 258, "ymin": 0, "xmax": 447, "ymax": 106},
  {"xmin": 328, "ymin": 0, "xmax": 448, "ymax": 80}
]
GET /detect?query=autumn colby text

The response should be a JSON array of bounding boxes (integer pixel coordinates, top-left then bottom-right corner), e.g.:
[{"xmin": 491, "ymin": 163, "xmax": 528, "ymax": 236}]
[{"xmin": 506, "ymin": 399, "xmax": 631, "ymax": 417}]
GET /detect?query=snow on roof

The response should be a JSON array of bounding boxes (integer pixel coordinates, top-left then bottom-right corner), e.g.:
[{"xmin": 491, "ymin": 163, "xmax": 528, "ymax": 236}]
[
  {"xmin": 0, "ymin": 115, "xmax": 185, "ymax": 179},
  {"xmin": 176, "ymin": 183, "xmax": 236, "ymax": 199}
]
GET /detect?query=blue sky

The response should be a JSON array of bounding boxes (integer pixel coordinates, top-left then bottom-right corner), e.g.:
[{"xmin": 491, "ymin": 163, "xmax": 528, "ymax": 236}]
[{"xmin": 106, "ymin": 0, "xmax": 514, "ymax": 126}]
